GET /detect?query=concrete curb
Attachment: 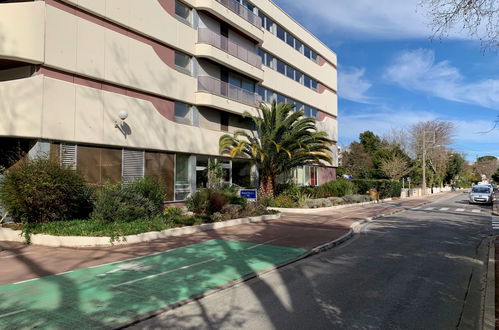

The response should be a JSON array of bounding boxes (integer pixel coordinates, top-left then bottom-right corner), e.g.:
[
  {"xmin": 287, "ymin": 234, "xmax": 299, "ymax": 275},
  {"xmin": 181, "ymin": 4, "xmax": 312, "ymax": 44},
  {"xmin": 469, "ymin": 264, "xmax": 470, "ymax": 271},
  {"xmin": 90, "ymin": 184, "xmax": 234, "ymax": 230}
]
[
  {"xmin": 0, "ymin": 213, "xmax": 281, "ymax": 247},
  {"xmin": 269, "ymin": 198, "xmax": 393, "ymax": 214},
  {"xmin": 482, "ymin": 238, "xmax": 495, "ymax": 330}
]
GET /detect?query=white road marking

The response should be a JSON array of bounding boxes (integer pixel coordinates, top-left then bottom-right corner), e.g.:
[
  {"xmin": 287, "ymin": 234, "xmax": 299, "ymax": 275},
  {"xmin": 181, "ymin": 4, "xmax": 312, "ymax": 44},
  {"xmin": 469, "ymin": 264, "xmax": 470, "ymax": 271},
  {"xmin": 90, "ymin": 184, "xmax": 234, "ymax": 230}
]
[
  {"xmin": 424, "ymin": 207, "xmax": 434, "ymax": 210},
  {"xmin": 246, "ymin": 237, "xmax": 287, "ymax": 250},
  {"xmin": 440, "ymin": 207, "xmax": 449, "ymax": 211},
  {"xmin": 112, "ymin": 258, "xmax": 216, "ymax": 288},
  {"xmin": 13, "ymin": 278, "xmax": 37, "ymax": 285},
  {"xmin": 471, "ymin": 209, "xmax": 481, "ymax": 213},
  {"xmin": 456, "ymin": 208, "xmax": 465, "ymax": 212},
  {"xmin": 0, "ymin": 309, "xmax": 26, "ymax": 319}
]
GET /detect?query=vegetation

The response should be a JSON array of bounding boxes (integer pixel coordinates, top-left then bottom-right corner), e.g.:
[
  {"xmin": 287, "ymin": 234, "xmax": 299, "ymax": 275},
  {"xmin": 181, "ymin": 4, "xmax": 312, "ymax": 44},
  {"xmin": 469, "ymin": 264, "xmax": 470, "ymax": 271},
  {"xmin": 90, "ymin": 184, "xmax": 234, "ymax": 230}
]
[
  {"xmin": 219, "ymin": 101, "xmax": 333, "ymax": 198},
  {"xmin": 0, "ymin": 159, "xmax": 93, "ymax": 223}
]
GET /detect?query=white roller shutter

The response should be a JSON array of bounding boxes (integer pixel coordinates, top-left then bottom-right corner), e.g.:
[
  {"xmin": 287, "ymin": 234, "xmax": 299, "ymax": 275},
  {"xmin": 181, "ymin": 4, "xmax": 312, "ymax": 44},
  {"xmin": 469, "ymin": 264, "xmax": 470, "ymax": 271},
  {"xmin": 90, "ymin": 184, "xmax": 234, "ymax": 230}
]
[
  {"xmin": 60, "ymin": 144, "xmax": 77, "ymax": 170},
  {"xmin": 122, "ymin": 149, "xmax": 144, "ymax": 183}
]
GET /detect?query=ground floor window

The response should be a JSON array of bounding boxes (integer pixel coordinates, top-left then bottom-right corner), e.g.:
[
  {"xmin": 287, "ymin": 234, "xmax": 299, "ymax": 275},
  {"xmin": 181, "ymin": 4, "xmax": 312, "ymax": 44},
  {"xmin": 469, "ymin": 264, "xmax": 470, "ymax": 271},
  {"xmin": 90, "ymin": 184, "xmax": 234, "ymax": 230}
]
[
  {"xmin": 290, "ymin": 165, "xmax": 319, "ymax": 186},
  {"xmin": 175, "ymin": 154, "xmax": 191, "ymax": 201}
]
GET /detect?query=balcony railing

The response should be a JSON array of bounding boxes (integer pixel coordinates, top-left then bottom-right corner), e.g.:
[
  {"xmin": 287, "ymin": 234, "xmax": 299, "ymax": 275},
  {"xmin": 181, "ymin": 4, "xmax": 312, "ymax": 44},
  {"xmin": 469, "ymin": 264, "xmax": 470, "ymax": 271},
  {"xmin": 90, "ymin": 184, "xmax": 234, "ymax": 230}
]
[
  {"xmin": 215, "ymin": 0, "xmax": 262, "ymax": 28},
  {"xmin": 198, "ymin": 76, "xmax": 261, "ymax": 106},
  {"xmin": 198, "ymin": 29, "xmax": 262, "ymax": 68}
]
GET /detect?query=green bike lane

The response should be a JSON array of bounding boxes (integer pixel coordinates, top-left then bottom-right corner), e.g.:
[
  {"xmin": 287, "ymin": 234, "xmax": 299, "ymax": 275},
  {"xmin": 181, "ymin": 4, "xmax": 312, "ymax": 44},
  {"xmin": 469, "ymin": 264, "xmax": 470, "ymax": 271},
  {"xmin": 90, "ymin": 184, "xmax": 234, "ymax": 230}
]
[{"xmin": 0, "ymin": 240, "xmax": 305, "ymax": 329}]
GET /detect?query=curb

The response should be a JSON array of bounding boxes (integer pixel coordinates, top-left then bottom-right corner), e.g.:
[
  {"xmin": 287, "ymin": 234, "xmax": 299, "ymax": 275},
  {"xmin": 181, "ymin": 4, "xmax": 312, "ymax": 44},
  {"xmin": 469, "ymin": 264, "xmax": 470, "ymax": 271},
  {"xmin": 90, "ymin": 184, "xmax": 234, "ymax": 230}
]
[
  {"xmin": 269, "ymin": 198, "xmax": 393, "ymax": 214},
  {"xmin": 0, "ymin": 213, "xmax": 281, "ymax": 247},
  {"xmin": 482, "ymin": 238, "xmax": 495, "ymax": 330}
]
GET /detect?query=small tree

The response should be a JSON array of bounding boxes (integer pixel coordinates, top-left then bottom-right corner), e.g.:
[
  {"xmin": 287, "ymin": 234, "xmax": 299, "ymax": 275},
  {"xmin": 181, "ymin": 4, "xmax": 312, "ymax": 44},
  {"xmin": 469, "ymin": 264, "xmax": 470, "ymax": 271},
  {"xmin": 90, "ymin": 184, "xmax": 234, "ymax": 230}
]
[
  {"xmin": 381, "ymin": 155, "xmax": 412, "ymax": 181},
  {"xmin": 219, "ymin": 101, "xmax": 333, "ymax": 198}
]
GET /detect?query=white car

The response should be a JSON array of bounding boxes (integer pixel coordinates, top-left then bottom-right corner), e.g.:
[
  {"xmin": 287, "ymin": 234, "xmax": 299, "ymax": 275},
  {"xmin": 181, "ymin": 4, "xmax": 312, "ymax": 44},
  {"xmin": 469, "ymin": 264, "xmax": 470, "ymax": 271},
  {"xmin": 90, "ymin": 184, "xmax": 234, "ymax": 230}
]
[{"xmin": 469, "ymin": 185, "xmax": 493, "ymax": 204}]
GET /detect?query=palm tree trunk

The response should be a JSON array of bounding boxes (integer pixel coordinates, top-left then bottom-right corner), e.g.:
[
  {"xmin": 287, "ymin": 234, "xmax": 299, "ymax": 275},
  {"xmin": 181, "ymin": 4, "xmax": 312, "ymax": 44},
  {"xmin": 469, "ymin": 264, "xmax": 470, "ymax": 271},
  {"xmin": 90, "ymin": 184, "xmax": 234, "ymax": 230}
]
[{"xmin": 258, "ymin": 176, "xmax": 275, "ymax": 199}]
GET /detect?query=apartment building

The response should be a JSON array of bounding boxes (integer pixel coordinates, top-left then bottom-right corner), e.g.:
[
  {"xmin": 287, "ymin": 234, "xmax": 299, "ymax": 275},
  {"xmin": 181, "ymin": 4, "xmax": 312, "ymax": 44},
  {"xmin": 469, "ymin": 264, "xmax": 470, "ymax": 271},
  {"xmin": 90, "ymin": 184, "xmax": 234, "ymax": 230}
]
[{"xmin": 0, "ymin": 0, "xmax": 338, "ymax": 201}]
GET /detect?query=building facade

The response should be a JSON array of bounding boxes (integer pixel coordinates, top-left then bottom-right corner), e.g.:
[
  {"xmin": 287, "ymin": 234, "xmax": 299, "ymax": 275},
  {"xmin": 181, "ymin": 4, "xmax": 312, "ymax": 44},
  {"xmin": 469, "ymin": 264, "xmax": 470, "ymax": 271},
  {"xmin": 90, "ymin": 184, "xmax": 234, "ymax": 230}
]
[{"xmin": 0, "ymin": 0, "xmax": 338, "ymax": 201}]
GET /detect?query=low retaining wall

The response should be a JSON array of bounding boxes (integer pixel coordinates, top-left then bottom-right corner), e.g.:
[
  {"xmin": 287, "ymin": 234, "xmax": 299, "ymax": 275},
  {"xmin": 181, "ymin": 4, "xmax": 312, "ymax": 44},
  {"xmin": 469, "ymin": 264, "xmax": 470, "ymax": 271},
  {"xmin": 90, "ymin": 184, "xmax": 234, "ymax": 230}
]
[
  {"xmin": 269, "ymin": 198, "xmax": 393, "ymax": 214},
  {"xmin": 0, "ymin": 213, "xmax": 281, "ymax": 248},
  {"xmin": 400, "ymin": 186, "xmax": 452, "ymax": 198},
  {"xmin": 493, "ymin": 191, "xmax": 499, "ymax": 215}
]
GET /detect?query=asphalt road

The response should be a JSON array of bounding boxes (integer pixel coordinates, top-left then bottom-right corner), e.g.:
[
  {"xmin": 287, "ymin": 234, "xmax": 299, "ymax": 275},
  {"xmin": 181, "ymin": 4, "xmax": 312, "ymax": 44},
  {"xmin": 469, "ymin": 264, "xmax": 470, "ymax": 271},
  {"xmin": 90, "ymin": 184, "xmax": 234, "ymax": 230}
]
[{"xmin": 129, "ymin": 192, "xmax": 493, "ymax": 330}]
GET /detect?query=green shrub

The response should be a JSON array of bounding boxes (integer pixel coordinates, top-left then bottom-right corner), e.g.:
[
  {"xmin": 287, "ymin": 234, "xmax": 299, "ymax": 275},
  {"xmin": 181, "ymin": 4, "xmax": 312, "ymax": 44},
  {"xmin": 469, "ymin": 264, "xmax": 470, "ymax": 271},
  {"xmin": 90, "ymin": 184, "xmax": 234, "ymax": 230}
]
[
  {"xmin": 351, "ymin": 179, "xmax": 402, "ymax": 199},
  {"xmin": 126, "ymin": 176, "xmax": 165, "ymax": 214},
  {"xmin": 0, "ymin": 159, "xmax": 93, "ymax": 223},
  {"xmin": 186, "ymin": 188, "xmax": 231, "ymax": 215},
  {"xmin": 164, "ymin": 206, "xmax": 183, "ymax": 216},
  {"xmin": 342, "ymin": 194, "xmax": 371, "ymax": 204},
  {"xmin": 92, "ymin": 177, "xmax": 165, "ymax": 222},
  {"xmin": 272, "ymin": 195, "xmax": 298, "ymax": 208},
  {"xmin": 304, "ymin": 198, "xmax": 332, "ymax": 208},
  {"xmin": 315, "ymin": 179, "xmax": 354, "ymax": 198}
]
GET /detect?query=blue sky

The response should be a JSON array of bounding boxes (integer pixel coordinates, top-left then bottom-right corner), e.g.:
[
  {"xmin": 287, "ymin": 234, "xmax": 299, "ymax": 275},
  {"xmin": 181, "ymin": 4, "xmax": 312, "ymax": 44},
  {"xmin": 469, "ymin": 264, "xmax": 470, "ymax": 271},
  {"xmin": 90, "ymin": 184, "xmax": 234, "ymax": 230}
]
[{"xmin": 273, "ymin": 0, "xmax": 499, "ymax": 162}]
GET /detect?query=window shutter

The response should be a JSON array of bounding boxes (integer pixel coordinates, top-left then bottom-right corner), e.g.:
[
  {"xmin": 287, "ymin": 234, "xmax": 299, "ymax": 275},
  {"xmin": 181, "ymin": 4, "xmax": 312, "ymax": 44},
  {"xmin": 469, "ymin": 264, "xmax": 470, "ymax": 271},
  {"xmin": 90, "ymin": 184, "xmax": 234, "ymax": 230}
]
[
  {"xmin": 122, "ymin": 149, "xmax": 144, "ymax": 183},
  {"xmin": 60, "ymin": 144, "xmax": 77, "ymax": 170}
]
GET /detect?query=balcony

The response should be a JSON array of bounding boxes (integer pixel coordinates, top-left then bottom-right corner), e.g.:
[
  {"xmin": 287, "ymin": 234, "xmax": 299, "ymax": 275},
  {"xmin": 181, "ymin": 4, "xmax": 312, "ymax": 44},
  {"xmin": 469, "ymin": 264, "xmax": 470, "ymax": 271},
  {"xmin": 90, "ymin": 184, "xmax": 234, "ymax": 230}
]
[
  {"xmin": 215, "ymin": 0, "xmax": 262, "ymax": 28},
  {"xmin": 198, "ymin": 28, "xmax": 261, "ymax": 68},
  {"xmin": 198, "ymin": 76, "xmax": 260, "ymax": 107}
]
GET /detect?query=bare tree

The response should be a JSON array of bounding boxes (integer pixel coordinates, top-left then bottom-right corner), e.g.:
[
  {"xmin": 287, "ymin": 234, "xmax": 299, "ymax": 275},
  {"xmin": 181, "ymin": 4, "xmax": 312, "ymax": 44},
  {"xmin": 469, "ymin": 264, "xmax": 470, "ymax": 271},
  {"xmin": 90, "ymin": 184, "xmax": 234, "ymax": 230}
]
[
  {"xmin": 382, "ymin": 128, "xmax": 410, "ymax": 155},
  {"xmin": 420, "ymin": 0, "xmax": 499, "ymax": 50},
  {"xmin": 474, "ymin": 158, "xmax": 498, "ymax": 179},
  {"xmin": 410, "ymin": 120, "xmax": 455, "ymax": 187},
  {"xmin": 380, "ymin": 155, "xmax": 412, "ymax": 181}
]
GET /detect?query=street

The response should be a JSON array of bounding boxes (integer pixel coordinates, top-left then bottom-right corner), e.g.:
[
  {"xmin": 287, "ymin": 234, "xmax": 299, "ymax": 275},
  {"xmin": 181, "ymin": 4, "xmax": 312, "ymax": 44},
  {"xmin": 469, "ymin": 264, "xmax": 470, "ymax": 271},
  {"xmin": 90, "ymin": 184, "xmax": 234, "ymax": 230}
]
[{"xmin": 132, "ymin": 192, "xmax": 493, "ymax": 329}]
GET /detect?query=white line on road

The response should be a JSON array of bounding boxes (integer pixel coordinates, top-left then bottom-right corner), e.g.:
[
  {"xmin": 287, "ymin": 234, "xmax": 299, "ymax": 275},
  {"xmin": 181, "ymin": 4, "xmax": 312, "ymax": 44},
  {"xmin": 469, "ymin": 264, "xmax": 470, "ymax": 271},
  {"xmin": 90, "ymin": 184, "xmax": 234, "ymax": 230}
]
[
  {"xmin": 246, "ymin": 237, "xmax": 287, "ymax": 250},
  {"xmin": 112, "ymin": 258, "xmax": 216, "ymax": 288},
  {"xmin": 0, "ymin": 309, "xmax": 26, "ymax": 319},
  {"xmin": 424, "ymin": 207, "xmax": 434, "ymax": 210},
  {"xmin": 440, "ymin": 208, "xmax": 449, "ymax": 211},
  {"xmin": 471, "ymin": 209, "xmax": 481, "ymax": 213},
  {"xmin": 456, "ymin": 208, "xmax": 465, "ymax": 212}
]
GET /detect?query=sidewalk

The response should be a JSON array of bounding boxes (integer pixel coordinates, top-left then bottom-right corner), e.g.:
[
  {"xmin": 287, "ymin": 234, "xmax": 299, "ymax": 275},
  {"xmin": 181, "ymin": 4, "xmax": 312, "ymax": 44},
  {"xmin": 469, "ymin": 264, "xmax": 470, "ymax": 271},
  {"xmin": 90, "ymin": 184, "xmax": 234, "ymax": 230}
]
[{"xmin": 0, "ymin": 194, "xmax": 446, "ymax": 328}]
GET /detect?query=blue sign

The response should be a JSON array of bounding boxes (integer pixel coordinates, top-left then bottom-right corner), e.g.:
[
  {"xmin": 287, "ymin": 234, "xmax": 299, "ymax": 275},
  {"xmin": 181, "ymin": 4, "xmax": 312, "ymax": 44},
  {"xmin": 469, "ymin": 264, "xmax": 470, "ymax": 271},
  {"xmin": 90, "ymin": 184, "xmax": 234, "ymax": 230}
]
[{"xmin": 239, "ymin": 189, "xmax": 257, "ymax": 199}]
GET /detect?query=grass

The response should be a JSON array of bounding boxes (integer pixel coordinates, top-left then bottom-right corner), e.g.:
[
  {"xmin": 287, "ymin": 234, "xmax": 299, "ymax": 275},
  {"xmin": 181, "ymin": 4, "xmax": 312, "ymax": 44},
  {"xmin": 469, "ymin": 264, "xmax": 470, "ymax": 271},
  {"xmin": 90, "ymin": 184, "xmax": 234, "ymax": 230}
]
[{"xmin": 5, "ymin": 214, "xmax": 212, "ymax": 237}]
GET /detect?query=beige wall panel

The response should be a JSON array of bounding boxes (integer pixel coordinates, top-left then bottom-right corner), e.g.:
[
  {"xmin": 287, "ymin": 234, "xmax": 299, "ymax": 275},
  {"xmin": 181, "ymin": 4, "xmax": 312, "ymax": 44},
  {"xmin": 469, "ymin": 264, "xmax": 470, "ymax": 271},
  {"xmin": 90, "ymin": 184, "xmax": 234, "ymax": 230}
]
[
  {"xmin": 41, "ymin": 78, "xmax": 76, "ymax": 141},
  {"xmin": 199, "ymin": 107, "xmax": 221, "ymax": 131},
  {"xmin": 262, "ymin": 67, "xmax": 337, "ymax": 116},
  {"xmin": 255, "ymin": 0, "xmax": 336, "ymax": 64},
  {"xmin": 0, "ymin": 2, "xmax": 45, "ymax": 64},
  {"xmin": 317, "ymin": 117, "xmax": 338, "ymax": 142},
  {"xmin": 75, "ymin": 0, "xmax": 106, "ymax": 16},
  {"xmin": 76, "ymin": 19, "xmax": 106, "ymax": 79},
  {"xmin": 0, "ymin": 76, "xmax": 43, "ymax": 137},
  {"xmin": 105, "ymin": 0, "xmax": 131, "ymax": 27},
  {"xmin": 262, "ymin": 31, "xmax": 337, "ymax": 89},
  {"xmin": 195, "ymin": 92, "xmax": 258, "ymax": 117},
  {"xmin": 75, "ymin": 85, "xmax": 104, "ymax": 143},
  {"xmin": 189, "ymin": 0, "xmax": 263, "ymax": 42},
  {"xmin": 195, "ymin": 44, "xmax": 263, "ymax": 81},
  {"xmin": 104, "ymin": 29, "xmax": 130, "ymax": 88},
  {"xmin": 45, "ymin": 6, "xmax": 78, "ymax": 73}
]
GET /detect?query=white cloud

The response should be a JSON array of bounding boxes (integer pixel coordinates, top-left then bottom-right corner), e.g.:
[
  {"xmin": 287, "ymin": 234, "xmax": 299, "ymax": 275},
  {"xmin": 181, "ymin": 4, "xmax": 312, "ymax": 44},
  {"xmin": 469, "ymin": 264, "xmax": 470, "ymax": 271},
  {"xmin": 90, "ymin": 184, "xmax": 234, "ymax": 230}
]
[
  {"xmin": 274, "ymin": 0, "xmax": 448, "ymax": 41},
  {"xmin": 339, "ymin": 107, "xmax": 499, "ymax": 157},
  {"xmin": 384, "ymin": 49, "xmax": 499, "ymax": 110},
  {"xmin": 338, "ymin": 68, "xmax": 375, "ymax": 103}
]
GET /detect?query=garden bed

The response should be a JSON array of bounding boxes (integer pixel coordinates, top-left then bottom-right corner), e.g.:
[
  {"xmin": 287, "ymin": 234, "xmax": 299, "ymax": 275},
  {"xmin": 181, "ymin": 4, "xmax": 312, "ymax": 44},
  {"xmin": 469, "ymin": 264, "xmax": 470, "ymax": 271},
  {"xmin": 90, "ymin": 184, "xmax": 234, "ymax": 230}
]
[{"xmin": 0, "ymin": 213, "xmax": 280, "ymax": 247}]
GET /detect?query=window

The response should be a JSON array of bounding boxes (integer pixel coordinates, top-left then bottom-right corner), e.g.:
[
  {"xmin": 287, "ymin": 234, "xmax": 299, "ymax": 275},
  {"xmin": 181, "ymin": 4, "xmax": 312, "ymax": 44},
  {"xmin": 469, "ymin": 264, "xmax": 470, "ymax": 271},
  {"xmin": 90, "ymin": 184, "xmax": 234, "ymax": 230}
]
[
  {"xmin": 266, "ymin": 90, "xmax": 276, "ymax": 103},
  {"xmin": 311, "ymin": 79, "xmax": 318, "ymax": 91},
  {"xmin": 265, "ymin": 53, "xmax": 275, "ymax": 69},
  {"xmin": 242, "ymin": 80, "xmax": 254, "ymax": 93},
  {"xmin": 311, "ymin": 51, "xmax": 318, "ymax": 63},
  {"xmin": 174, "ymin": 51, "xmax": 191, "ymax": 75},
  {"xmin": 196, "ymin": 156, "xmax": 209, "ymax": 189},
  {"xmin": 221, "ymin": 112, "xmax": 229, "ymax": 132},
  {"xmin": 175, "ymin": 154, "xmax": 191, "ymax": 200},
  {"xmin": 304, "ymin": 106, "xmax": 312, "ymax": 117},
  {"xmin": 232, "ymin": 159, "xmax": 252, "ymax": 188},
  {"xmin": 265, "ymin": 16, "xmax": 274, "ymax": 32},
  {"xmin": 305, "ymin": 166, "xmax": 318, "ymax": 186},
  {"xmin": 276, "ymin": 25, "xmax": 285, "ymax": 41},
  {"xmin": 304, "ymin": 46, "xmax": 311, "ymax": 59},
  {"xmin": 310, "ymin": 108, "xmax": 318, "ymax": 119},
  {"xmin": 277, "ymin": 93, "xmax": 285, "ymax": 104},
  {"xmin": 286, "ymin": 66, "xmax": 295, "ymax": 80},
  {"xmin": 257, "ymin": 85, "xmax": 265, "ymax": 100},
  {"xmin": 294, "ymin": 39, "xmax": 303, "ymax": 53},
  {"xmin": 258, "ymin": 48, "xmax": 265, "ymax": 63},
  {"xmin": 276, "ymin": 59, "xmax": 285, "ymax": 75},
  {"xmin": 122, "ymin": 149, "xmax": 145, "ymax": 183},
  {"xmin": 175, "ymin": 1, "xmax": 191, "ymax": 25},
  {"xmin": 174, "ymin": 102, "xmax": 192, "ymax": 125},
  {"xmin": 304, "ymin": 75, "xmax": 311, "ymax": 88},
  {"xmin": 294, "ymin": 71, "xmax": 303, "ymax": 84},
  {"xmin": 286, "ymin": 34, "xmax": 295, "ymax": 48}
]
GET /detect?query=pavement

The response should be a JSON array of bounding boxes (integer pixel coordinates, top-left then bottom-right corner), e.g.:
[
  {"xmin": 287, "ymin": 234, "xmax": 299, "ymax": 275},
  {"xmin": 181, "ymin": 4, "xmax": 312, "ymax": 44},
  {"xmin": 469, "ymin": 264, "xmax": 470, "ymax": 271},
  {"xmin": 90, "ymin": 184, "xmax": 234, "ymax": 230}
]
[
  {"xmin": 0, "ymin": 193, "xmax": 449, "ymax": 329},
  {"xmin": 131, "ymin": 192, "xmax": 493, "ymax": 329}
]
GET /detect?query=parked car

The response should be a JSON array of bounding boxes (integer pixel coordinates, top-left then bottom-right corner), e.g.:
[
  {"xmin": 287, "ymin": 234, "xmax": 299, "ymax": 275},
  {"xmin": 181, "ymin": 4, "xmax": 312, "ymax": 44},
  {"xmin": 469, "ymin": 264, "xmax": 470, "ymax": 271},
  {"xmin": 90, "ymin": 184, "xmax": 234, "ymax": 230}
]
[{"xmin": 469, "ymin": 185, "xmax": 493, "ymax": 204}]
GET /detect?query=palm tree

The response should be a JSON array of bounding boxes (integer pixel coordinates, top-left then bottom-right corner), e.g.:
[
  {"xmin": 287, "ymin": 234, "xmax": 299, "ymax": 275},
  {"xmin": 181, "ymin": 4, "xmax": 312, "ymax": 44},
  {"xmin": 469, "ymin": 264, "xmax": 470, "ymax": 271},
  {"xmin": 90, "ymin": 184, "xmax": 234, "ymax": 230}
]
[{"xmin": 219, "ymin": 101, "xmax": 333, "ymax": 198}]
